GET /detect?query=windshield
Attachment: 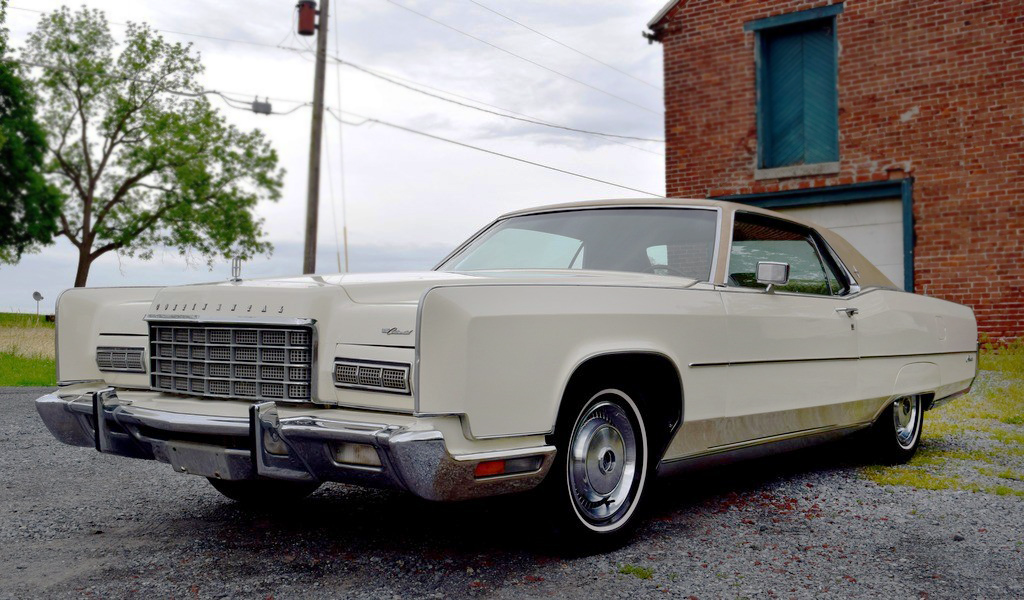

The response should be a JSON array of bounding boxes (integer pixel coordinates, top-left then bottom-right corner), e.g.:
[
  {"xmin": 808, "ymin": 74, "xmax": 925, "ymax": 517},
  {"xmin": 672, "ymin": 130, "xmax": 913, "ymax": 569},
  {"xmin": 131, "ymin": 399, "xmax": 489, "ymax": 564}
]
[{"xmin": 438, "ymin": 208, "xmax": 719, "ymax": 280}]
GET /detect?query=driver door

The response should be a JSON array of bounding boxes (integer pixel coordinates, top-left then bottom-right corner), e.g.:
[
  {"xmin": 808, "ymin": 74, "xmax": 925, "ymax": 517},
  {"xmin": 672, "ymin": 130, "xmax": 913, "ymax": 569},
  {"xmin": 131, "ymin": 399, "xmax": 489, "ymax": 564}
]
[{"xmin": 719, "ymin": 212, "xmax": 859, "ymax": 445}]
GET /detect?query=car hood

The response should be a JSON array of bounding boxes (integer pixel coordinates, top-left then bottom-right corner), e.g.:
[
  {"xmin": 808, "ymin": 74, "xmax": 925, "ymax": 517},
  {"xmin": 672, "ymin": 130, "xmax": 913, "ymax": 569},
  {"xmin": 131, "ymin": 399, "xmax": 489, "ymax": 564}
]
[
  {"xmin": 332, "ymin": 270, "xmax": 697, "ymax": 304},
  {"xmin": 158, "ymin": 270, "xmax": 696, "ymax": 304},
  {"xmin": 141, "ymin": 270, "xmax": 697, "ymax": 347}
]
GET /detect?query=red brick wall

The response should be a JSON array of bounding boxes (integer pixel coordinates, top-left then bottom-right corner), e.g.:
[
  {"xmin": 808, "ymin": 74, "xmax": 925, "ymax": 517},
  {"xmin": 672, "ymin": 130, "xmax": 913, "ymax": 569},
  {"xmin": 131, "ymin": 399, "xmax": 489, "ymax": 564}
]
[{"xmin": 654, "ymin": 0, "xmax": 1024, "ymax": 339}]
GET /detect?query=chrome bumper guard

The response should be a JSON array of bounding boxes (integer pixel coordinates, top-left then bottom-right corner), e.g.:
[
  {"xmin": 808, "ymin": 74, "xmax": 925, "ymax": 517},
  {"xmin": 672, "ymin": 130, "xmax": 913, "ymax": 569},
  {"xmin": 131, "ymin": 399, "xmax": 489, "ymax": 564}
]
[{"xmin": 35, "ymin": 389, "xmax": 555, "ymax": 502}]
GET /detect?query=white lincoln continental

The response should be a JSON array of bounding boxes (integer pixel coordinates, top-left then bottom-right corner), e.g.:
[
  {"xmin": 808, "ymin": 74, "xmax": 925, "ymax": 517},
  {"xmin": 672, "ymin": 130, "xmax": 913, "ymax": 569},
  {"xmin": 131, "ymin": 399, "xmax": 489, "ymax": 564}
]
[{"xmin": 37, "ymin": 199, "xmax": 977, "ymax": 541}]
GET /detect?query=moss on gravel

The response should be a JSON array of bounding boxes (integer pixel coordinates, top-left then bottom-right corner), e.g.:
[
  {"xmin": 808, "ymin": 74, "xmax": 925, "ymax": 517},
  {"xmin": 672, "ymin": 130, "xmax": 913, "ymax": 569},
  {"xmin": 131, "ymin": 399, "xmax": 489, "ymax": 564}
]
[
  {"xmin": 617, "ymin": 564, "xmax": 654, "ymax": 579},
  {"xmin": 862, "ymin": 342, "xmax": 1024, "ymax": 498}
]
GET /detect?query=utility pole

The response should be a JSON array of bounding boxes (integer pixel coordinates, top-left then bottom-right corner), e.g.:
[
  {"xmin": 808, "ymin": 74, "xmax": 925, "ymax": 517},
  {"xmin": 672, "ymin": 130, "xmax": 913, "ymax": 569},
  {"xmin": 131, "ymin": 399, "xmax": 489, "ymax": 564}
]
[{"xmin": 302, "ymin": 0, "xmax": 330, "ymax": 274}]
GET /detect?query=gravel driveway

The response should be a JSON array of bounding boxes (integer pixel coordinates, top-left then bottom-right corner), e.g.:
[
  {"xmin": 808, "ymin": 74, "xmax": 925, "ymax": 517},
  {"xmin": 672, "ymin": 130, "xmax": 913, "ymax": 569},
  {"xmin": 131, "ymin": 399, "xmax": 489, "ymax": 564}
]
[{"xmin": 2, "ymin": 387, "xmax": 1022, "ymax": 599}]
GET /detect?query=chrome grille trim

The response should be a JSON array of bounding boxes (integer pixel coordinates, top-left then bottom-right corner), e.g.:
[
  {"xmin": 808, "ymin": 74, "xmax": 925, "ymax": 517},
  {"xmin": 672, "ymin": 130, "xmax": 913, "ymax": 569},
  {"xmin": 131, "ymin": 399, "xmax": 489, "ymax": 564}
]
[
  {"xmin": 334, "ymin": 358, "xmax": 410, "ymax": 395},
  {"xmin": 96, "ymin": 347, "xmax": 146, "ymax": 373},
  {"xmin": 149, "ymin": 321, "xmax": 316, "ymax": 403}
]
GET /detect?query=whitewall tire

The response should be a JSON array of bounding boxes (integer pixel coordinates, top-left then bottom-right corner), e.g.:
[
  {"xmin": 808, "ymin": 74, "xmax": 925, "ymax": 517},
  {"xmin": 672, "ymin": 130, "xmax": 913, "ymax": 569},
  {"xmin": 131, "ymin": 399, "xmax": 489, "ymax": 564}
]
[{"xmin": 554, "ymin": 388, "xmax": 651, "ymax": 542}]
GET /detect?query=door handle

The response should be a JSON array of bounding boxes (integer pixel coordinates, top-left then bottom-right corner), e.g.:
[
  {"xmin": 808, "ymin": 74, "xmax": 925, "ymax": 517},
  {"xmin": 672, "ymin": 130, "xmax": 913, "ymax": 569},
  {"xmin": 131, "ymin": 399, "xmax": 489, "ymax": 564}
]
[{"xmin": 835, "ymin": 307, "xmax": 859, "ymax": 317}]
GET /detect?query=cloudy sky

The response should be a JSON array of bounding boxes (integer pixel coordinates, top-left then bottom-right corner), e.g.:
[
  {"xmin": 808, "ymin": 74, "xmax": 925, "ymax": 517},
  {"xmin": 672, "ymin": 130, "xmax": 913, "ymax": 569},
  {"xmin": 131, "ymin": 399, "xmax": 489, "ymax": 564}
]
[{"xmin": 0, "ymin": 0, "xmax": 668, "ymax": 312}]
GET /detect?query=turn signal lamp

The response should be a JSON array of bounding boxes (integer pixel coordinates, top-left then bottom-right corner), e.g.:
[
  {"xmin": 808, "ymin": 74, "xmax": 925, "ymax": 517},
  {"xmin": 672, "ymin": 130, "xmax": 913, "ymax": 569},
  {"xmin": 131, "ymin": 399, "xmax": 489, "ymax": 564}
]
[
  {"xmin": 474, "ymin": 460, "xmax": 506, "ymax": 477},
  {"xmin": 473, "ymin": 456, "xmax": 544, "ymax": 479}
]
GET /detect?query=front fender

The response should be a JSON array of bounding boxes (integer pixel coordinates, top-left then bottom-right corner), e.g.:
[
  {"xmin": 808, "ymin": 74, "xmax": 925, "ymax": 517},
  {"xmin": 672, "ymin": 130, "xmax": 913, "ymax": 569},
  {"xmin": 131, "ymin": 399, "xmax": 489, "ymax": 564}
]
[{"xmin": 415, "ymin": 284, "xmax": 724, "ymax": 438}]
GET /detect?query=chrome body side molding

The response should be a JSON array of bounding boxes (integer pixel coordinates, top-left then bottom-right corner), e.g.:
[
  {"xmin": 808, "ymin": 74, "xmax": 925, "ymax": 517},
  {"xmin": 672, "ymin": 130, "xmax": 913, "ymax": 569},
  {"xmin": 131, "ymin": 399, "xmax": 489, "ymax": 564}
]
[{"xmin": 657, "ymin": 422, "xmax": 870, "ymax": 477}]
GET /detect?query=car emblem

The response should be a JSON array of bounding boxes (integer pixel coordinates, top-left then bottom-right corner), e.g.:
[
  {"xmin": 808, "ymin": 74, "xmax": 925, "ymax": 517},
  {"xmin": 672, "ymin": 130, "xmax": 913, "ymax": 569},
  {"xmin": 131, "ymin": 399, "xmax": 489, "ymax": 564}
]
[{"xmin": 381, "ymin": 327, "xmax": 413, "ymax": 336}]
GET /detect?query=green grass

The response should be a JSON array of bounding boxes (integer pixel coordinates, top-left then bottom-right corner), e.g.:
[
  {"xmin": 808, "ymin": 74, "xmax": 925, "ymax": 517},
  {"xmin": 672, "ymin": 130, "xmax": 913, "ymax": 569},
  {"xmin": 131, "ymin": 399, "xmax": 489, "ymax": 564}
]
[
  {"xmin": 976, "ymin": 467, "xmax": 1024, "ymax": 482},
  {"xmin": 0, "ymin": 312, "xmax": 54, "ymax": 329},
  {"xmin": 980, "ymin": 336, "xmax": 1024, "ymax": 378},
  {"xmin": 0, "ymin": 352, "xmax": 56, "ymax": 386},
  {"xmin": 861, "ymin": 341, "xmax": 1024, "ymax": 498},
  {"xmin": 617, "ymin": 564, "xmax": 654, "ymax": 579},
  {"xmin": 0, "ymin": 312, "xmax": 56, "ymax": 386}
]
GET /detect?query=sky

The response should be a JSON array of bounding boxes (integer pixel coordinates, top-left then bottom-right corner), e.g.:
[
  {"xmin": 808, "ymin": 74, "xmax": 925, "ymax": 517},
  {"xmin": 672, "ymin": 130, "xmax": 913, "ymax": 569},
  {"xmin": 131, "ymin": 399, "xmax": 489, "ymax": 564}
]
[{"xmin": 0, "ymin": 0, "xmax": 668, "ymax": 313}]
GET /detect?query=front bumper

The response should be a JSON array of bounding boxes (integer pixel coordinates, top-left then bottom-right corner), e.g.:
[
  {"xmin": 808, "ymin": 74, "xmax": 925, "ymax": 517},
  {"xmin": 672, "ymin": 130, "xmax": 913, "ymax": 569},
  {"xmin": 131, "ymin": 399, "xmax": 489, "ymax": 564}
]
[{"xmin": 36, "ymin": 389, "xmax": 555, "ymax": 502}]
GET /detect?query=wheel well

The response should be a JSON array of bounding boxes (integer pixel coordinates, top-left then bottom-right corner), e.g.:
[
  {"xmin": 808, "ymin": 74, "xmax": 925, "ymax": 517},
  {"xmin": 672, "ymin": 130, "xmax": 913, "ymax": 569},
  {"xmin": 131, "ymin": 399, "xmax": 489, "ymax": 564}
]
[
  {"xmin": 555, "ymin": 353, "xmax": 683, "ymax": 460},
  {"xmin": 919, "ymin": 392, "xmax": 938, "ymax": 411}
]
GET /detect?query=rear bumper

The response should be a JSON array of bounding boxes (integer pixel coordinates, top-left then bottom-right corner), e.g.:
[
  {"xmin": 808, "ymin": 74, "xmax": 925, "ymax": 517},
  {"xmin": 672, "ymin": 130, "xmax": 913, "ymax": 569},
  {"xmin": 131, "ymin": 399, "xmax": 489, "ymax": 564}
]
[{"xmin": 36, "ymin": 389, "xmax": 555, "ymax": 502}]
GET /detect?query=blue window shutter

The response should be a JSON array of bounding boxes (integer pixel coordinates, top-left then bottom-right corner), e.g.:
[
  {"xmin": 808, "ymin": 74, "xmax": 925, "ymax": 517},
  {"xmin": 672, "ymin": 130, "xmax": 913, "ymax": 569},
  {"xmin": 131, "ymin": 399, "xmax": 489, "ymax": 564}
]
[
  {"xmin": 765, "ymin": 30, "xmax": 806, "ymax": 167},
  {"xmin": 760, "ymin": 20, "xmax": 838, "ymax": 168},
  {"xmin": 802, "ymin": 22, "xmax": 838, "ymax": 163}
]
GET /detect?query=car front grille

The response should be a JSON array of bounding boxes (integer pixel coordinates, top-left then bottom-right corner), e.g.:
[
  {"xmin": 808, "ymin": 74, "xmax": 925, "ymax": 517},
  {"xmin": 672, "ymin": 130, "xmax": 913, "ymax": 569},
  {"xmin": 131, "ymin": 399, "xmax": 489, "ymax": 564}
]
[{"xmin": 149, "ymin": 322, "xmax": 315, "ymax": 402}]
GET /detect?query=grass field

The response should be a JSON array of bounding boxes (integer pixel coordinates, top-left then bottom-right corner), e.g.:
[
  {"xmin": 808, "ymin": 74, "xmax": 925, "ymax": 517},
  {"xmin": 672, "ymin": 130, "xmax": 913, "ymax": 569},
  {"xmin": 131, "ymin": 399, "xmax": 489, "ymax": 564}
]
[
  {"xmin": 0, "ymin": 313, "xmax": 54, "ymax": 329},
  {"xmin": 0, "ymin": 312, "xmax": 56, "ymax": 386},
  {"xmin": 862, "ymin": 339, "xmax": 1024, "ymax": 498}
]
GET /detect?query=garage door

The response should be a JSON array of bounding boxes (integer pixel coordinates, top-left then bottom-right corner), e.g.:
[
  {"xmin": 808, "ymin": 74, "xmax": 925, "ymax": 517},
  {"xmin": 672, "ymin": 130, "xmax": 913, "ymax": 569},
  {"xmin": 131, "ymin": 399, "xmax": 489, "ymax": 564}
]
[{"xmin": 774, "ymin": 198, "xmax": 905, "ymax": 290}]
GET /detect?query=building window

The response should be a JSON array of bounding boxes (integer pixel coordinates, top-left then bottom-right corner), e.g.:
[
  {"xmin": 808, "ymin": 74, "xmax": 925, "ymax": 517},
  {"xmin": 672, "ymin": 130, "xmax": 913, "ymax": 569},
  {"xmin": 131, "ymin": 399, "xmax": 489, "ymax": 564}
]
[{"xmin": 747, "ymin": 4, "xmax": 843, "ymax": 171}]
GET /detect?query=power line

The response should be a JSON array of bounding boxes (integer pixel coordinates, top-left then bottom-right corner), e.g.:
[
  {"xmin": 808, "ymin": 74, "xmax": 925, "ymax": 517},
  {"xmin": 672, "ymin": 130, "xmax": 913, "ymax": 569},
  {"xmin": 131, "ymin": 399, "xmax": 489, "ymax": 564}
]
[
  {"xmin": 317, "ymin": 55, "xmax": 662, "ymax": 157},
  {"xmin": 464, "ymin": 0, "xmax": 662, "ymax": 91},
  {"xmin": 211, "ymin": 91, "xmax": 310, "ymax": 115},
  {"xmin": 4, "ymin": 57, "xmax": 312, "ymax": 114},
  {"xmin": 380, "ymin": 0, "xmax": 663, "ymax": 116},
  {"xmin": 327, "ymin": 108, "xmax": 662, "ymax": 197},
  {"xmin": 282, "ymin": 41, "xmax": 665, "ymax": 154},
  {"xmin": 333, "ymin": 56, "xmax": 664, "ymax": 143},
  {"xmin": 7, "ymin": 5, "xmax": 289, "ymax": 51},
  {"xmin": 11, "ymin": 3, "xmax": 664, "ymax": 152},
  {"xmin": 6, "ymin": 41, "xmax": 661, "ymax": 197}
]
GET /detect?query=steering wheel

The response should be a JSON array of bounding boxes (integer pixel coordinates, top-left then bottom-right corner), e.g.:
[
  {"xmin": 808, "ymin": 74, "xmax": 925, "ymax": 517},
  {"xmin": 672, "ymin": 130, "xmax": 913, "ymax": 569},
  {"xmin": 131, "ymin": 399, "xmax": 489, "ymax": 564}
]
[{"xmin": 642, "ymin": 264, "xmax": 688, "ymax": 277}]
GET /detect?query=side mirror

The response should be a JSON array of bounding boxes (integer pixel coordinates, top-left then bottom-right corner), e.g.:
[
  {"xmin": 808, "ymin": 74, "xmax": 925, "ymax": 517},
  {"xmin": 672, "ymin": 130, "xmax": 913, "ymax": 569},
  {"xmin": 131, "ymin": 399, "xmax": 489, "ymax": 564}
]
[{"xmin": 756, "ymin": 261, "xmax": 789, "ymax": 293}]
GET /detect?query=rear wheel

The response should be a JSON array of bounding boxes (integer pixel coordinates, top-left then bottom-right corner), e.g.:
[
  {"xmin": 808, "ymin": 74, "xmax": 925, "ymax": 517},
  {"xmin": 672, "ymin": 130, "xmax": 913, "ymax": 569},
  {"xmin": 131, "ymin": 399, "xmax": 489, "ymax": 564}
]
[
  {"xmin": 870, "ymin": 395, "xmax": 923, "ymax": 464},
  {"xmin": 550, "ymin": 388, "xmax": 651, "ymax": 546},
  {"xmin": 207, "ymin": 478, "xmax": 321, "ymax": 505}
]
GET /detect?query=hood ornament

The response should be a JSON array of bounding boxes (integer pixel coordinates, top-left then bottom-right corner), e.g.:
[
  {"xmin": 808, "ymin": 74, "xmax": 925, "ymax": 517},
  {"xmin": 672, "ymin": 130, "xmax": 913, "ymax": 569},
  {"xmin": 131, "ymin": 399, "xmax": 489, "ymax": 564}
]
[
  {"xmin": 230, "ymin": 257, "xmax": 242, "ymax": 282},
  {"xmin": 382, "ymin": 327, "xmax": 413, "ymax": 336}
]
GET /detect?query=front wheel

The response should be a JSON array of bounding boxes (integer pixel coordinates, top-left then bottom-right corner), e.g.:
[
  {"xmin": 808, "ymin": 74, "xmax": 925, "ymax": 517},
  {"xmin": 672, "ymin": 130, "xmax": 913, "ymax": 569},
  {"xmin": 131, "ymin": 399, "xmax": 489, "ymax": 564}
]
[
  {"xmin": 551, "ymin": 388, "xmax": 651, "ymax": 545},
  {"xmin": 869, "ymin": 395, "xmax": 923, "ymax": 464},
  {"xmin": 207, "ymin": 477, "xmax": 321, "ymax": 505}
]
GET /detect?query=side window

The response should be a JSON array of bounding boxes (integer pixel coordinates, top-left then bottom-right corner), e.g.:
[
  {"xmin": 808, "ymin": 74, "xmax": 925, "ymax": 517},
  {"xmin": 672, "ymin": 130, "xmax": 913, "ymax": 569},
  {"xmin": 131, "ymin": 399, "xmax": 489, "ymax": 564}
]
[
  {"xmin": 645, "ymin": 243, "xmax": 715, "ymax": 279},
  {"xmin": 729, "ymin": 213, "xmax": 840, "ymax": 296}
]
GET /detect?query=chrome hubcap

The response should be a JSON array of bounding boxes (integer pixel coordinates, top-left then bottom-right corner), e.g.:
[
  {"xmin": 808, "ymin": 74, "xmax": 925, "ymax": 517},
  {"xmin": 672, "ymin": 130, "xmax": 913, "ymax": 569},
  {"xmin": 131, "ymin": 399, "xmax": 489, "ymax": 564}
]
[
  {"xmin": 568, "ymin": 400, "xmax": 638, "ymax": 522},
  {"xmin": 893, "ymin": 396, "xmax": 920, "ymax": 449}
]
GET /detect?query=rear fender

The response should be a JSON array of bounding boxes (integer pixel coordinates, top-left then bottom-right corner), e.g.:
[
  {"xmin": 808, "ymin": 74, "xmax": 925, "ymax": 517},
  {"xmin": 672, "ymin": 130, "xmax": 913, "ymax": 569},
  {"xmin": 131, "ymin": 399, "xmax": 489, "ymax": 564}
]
[{"xmin": 892, "ymin": 362, "xmax": 940, "ymax": 399}]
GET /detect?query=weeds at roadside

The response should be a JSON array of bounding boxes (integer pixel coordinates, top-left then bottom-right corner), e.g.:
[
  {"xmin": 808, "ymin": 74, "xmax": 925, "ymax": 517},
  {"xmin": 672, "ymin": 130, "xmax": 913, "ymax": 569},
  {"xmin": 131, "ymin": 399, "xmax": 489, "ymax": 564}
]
[
  {"xmin": 618, "ymin": 564, "xmax": 654, "ymax": 579},
  {"xmin": 861, "ymin": 341, "xmax": 1024, "ymax": 498}
]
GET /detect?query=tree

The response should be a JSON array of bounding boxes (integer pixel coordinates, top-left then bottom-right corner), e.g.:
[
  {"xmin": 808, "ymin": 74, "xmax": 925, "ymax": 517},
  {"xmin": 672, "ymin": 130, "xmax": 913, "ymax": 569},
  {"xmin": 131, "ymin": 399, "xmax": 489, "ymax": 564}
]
[
  {"xmin": 24, "ymin": 7, "xmax": 283, "ymax": 286},
  {"xmin": 0, "ymin": 0, "xmax": 62, "ymax": 263}
]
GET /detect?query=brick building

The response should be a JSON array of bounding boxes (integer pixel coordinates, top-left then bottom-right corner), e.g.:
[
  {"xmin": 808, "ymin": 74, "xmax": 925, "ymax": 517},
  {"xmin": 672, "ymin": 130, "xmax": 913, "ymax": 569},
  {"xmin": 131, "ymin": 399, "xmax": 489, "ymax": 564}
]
[{"xmin": 646, "ymin": 0, "xmax": 1024, "ymax": 338}]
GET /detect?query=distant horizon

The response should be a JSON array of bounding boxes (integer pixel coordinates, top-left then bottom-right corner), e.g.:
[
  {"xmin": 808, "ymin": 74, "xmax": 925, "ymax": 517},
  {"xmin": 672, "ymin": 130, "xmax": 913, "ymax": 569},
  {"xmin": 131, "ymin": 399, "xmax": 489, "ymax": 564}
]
[{"xmin": 0, "ymin": 238, "xmax": 453, "ymax": 313}]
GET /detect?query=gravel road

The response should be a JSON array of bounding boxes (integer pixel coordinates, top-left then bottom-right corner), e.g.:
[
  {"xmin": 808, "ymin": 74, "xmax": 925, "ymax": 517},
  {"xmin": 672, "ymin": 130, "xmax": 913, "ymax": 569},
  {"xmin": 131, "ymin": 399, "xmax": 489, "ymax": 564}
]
[{"xmin": 2, "ymin": 387, "xmax": 1022, "ymax": 599}]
